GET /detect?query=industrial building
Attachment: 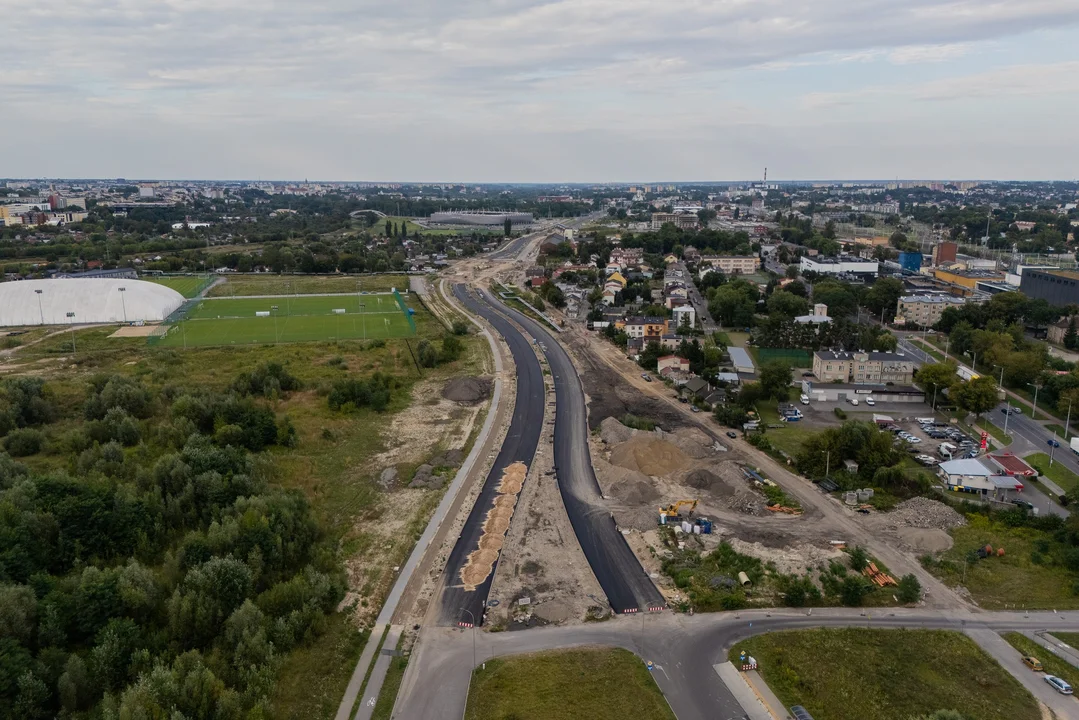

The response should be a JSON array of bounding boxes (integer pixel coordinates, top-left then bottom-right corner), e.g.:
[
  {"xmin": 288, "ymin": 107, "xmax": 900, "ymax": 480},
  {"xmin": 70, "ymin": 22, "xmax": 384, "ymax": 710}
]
[
  {"xmin": 0, "ymin": 278, "xmax": 184, "ymax": 326},
  {"xmin": 799, "ymin": 381, "xmax": 925, "ymax": 403},
  {"xmin": 932, "ymin": 268, "xmax": 1005, "ymax": 291},
  {"xmin": 1019, "ymin": 269, "xmax": 1079, "ymax": 307}
]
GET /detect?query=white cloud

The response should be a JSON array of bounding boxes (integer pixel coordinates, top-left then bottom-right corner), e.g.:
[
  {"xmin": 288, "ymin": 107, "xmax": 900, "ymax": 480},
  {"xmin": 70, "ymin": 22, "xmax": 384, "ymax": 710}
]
[{"xmin": 1, "ymin": 1, "xmax": 1078, "ymax": 179}]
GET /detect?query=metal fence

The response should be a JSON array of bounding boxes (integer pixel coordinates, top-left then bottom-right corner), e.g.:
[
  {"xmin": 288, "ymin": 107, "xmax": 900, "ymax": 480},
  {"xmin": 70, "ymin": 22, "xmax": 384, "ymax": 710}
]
[
  {"xmin": 757, "ymin": 348, "xmax": 812, "ymax": 366},
  {"xmin": 393, "ymin": 289, "xmax": 417, "ymax": 335}
]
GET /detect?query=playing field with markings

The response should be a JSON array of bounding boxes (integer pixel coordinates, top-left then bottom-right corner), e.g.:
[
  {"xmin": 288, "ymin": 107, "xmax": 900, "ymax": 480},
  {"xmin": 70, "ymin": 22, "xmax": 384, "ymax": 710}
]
[
  {"xmin": 154, "ymin": 293, "xmax": 414, "ymax": 347},
  {"xmin": 145, "ymin": 275, "xmax": 214, "ymax": 298}
]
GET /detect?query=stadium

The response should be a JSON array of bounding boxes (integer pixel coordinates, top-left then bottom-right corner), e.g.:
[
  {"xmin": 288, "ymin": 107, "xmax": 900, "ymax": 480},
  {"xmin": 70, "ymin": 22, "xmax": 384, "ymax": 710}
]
[
  {"xmin": 0, "ymin": 278, "xmax": 185, "ymax": 326},
  {"xmin": 428, "ymin": 210, "xmax": 534, "ymax": 226}
]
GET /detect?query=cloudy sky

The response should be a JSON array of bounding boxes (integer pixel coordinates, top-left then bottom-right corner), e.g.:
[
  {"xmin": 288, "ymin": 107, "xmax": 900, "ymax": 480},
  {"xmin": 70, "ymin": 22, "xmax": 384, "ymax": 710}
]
[{"xmin": 4, "ymin": 0, "xmax": 1078, "ymax": 182}]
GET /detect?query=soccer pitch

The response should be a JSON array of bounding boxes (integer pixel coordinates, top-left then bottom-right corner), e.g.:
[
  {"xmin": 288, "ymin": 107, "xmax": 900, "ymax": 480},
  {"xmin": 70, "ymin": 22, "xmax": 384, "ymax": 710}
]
[
  {"xmin": 154, "ymin": 293, "xmax": 414, "ymax": 347},
  {"xmin": 146, "ymin": 275, "xmax": 213, "ymax": 298}
]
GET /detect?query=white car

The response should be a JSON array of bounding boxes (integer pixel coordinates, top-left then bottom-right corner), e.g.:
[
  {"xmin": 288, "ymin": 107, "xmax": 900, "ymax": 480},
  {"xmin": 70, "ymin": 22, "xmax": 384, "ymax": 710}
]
[
  {"xmin": 800, "ymin": 395, "xmax": 810, "ymax": 405},
  {"xmin": 865, "ymin": 397, "xmax": 875, "ymax": 406},
  {"xmin": 849, "ymin": 398, "xmax": 859, "ymax": 406},
  {"xmin": 1045, "ymin": 675, "xmax": 1073, "ymax": 695}
]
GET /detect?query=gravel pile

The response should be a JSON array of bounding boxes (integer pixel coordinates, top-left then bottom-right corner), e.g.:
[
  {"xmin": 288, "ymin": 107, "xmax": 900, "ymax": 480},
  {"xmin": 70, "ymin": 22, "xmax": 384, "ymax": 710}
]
[
  {"xmin": 599, "ymin": 416, "xmax": 636, "ymax": 445},
  {"xmin": 891, "ymin": 497, "xmax": 967, "ymax": 530},
  {"xmin": 442, "ymin": 377, "xmax": 492, "ymax": 404}
]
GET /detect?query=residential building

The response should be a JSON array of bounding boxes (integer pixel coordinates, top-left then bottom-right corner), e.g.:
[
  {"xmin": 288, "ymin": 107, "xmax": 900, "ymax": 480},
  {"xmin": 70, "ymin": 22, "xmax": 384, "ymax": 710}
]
[
  {"xmin": 799, "ymin": 256, "xmax": 879, "ymax": 278},
  {"xmin": 1048, "ymin": 316, "xmax": 1078, "ymax": 346},
  {"xmin": 1020, "ymin": 269, "xmax": 1079, "ymax": 307},
  {"xmin": 896, "ymin": 295, "xmax": 967, "ymax": 327},
  {"xmin": 651, "ymin": 213, "xmax": 699, "ymax": 230},
  {"xmin": 657, "ymin": 356, "xmax": 690, "ymax": 375},
  {"xmin": 699, "ymin": 255, "xmax": 760, "ymax": 275},
  {"xmin": 606, "ymin": 271, "xmax": 627, "ymax": 288},
  {"xmin": 812, "ymin": 351, "xmax": 915, "ymax": 385},
  {"xmin": 620, "ymin": 316, "xmax": 669, "ymax": 339},
  {"xmin": 672, "ymin": 304, "xmax": 695, "ymax": 329},
  {"xmin": 682, "ymin": 377, "xmax": 712, "ymax": 401}
]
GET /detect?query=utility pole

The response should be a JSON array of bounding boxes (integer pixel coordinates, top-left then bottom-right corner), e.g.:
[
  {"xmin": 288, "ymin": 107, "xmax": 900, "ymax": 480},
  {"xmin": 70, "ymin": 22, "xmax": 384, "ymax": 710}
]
[
  {"xmin": 1066, "ymin": 399, "xmax": 1074, "ymax": 442},
  {"xmin": 997, "ymin": 366, "xmax": 1011, "ymax": 438},
  {"xmin": 824, "ymin": 450, "xmax": 831, "ymax": 480},
  {"xmin": 360, "ymin": 303, "xmax": 366, "ymax": 341},
  {"xmin": 66, "ymin": 312, "xmax": 76, "ymax": 355},
  {"xmin": 271, "ymin": 305, "xmax": 279, "ymax": 342},
  {"xmin": 118, "ymin": 287, "xmax": 128, "ymax": 323},
  {"xmin": 34, "ymin": 289, "xmax": 44, "ymax": 325}
]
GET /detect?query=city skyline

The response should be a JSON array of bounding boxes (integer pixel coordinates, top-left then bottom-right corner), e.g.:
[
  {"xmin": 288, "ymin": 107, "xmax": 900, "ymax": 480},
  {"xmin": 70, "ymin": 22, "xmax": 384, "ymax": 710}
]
[{"xmin": 3, "ymin": 1, "xmax": 1079, "ymax": 181}]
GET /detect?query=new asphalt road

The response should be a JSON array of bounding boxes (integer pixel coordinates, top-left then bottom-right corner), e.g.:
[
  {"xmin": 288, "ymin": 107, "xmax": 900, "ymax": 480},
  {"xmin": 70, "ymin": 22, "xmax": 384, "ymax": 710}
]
[
  {"xmin": 485, "ymin": 290, "xmax": 667, "ymax": 614},
  {"xmin": 434, "ymin": 285, "xmax": 546, "ymax": 626},
  {"xmin": 394, "ymin": 607, "xmax": 1079, "ymax": 719}
]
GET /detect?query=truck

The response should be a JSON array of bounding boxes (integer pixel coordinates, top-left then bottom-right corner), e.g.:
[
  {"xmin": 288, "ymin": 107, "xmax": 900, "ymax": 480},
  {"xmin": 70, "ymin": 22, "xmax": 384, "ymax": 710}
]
[{"xmin": 1071, "ymin": 437, "xmax": 1079, "ymax": 456}]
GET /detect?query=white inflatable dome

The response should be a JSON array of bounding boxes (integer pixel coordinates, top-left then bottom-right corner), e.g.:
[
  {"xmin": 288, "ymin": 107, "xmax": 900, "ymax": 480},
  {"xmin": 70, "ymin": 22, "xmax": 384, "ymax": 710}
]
[{"xmin": 0, "ymin": 278, "xmax": 185, "ymax": 327}]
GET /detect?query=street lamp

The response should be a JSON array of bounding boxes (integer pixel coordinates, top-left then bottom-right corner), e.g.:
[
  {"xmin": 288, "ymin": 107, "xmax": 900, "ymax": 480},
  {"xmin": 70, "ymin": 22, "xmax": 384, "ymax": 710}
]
[
  {"xmin": 271, "ymin": 305, "xmax": 279, "ymax": 342},
  {"xmin": 1065, "ymin": 398, "xmax": 1074, "ymax": 443},
  {"xmin": 995, "ymin": 365, "xmax": 1012, "ymax": 439},
  {"xmin": 34, "ymin": 289, "xmax": 44, "ymax": 325},
  {"xmin": 460, "ymin": 608, "xmax": 477, "ymax": 671},
  {"xmin": 66, "ymin": 312, "xmax": 76, "ymax": 354},
  {"xmin": 1029, "ymin": 382, "xmax": 1043, "ymax": 421},
  {"xmin": 360, "ymin": 303, "xmax": 366, "ymax": 341},
  {"xmin": 118, "ymin": 287, "xmax": 128, "ymax": 323},
  {"xmin": 1048, "ymin": 438, "xmax": 1061, "ymax": 468}
]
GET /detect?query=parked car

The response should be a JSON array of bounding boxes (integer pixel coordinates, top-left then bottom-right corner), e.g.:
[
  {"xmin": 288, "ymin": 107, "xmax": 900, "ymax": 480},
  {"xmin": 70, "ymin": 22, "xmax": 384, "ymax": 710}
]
[
  {"xmin": 1022, "ymin": 655, "xmax": 1043, "ymax": 671},
  {"xmin": 690, "ymin": 405, "xmax": 699, "ymax": 413},
  {"xmin": 849, "ymin": 397, "xmax": 859, "ymax": 406},
  {"xmin": 800, "ymin": 394, "xmax": 810, "ymax": 405},
  {"xmin": 726, "ymin": 431, "xmax": 738, "ymax": 439},
  {"xmin": 1045, "ymin": 675, "xmax": 1073, "ymax": 694},
  {"xmin": 641, "ymin": 373, "xmax": 652, "ymax": 382},
  {"xmin": 865, "ymin": 397, "xmax": 875, "ymax": 406}
]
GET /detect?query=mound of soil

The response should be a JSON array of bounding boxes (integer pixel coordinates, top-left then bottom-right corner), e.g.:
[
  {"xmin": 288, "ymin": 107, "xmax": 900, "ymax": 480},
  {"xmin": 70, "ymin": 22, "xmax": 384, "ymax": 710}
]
[
  {"xmin": 442, "ymin": 376, "xmax": 492, "ymax": 404},
  {"xmin": 683, "ymin": 468, "xmax": 733, "ymax": 496},
  {"xmin": 609, "ymin": 436, "xmax": 690, "ymax": 477},
  {"xmin": 600, "ymin": 416, "xmax": 636, "ymax": 445}
]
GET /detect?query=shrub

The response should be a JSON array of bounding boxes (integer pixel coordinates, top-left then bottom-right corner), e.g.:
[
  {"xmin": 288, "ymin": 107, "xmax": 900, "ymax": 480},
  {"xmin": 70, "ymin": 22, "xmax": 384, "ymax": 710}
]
[
  {"xmin": 327, "ymin": 373, "xmax": 395, "ymax": 412},
  {"xmin": 833, "ymin": 407, "xmax": 847, "ymax": 420},
  {"xmin": 848, "ymin": 546, "xmax": 869, "ymax": 572},
  {"xmin": 897, "ymin": 574, "xmax": 922, "ymax": 603},
  {"xmin": 451, "ymin": 320, "xmax": 470, "ymax": 336},
  {"xmin": 4, "ymin": 428, "xmax": 44, "ymax": 457},
  {"xmin": 232, "ymin": 362, "xmax": 300, "ymax": 398}
]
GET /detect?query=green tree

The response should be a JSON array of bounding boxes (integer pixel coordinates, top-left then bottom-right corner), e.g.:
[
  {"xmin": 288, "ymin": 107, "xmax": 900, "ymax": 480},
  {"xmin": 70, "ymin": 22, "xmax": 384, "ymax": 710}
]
[
  {"xmin": 504, "ymin": 217, "xmax": 512, "ymax": 237},
  {"xmin": 384, "ymin": 219, "xmax": 392, "ymax": 237},
  {"xmin": 862, "ymin": 278, "xmax": 905, "ymax": 322},
  {"xmin": 1066, "ymin": 317, "xmax": 1078, "ymax": 350},
  {"xmin": 758, "ymin": 361, "xmax": 793, "ymax": 402},
  {"xmin": 952, "ymin": 376, "xmax": 1000, "ymax": 421},
  {"xmin": 914, "ymin": 362, "xmax": 958, "ymax": 400},
  {"xmin": 765, "ymin": 290, "xmax": 810, "ymax": 318},
  {"xmin": 839, "ymin": 575, "xmax": 869, "ymax": 606},
  {"xmin": 822, "ymin": 221, "xmax": 836, "ymax": 239},
  {"xmin": 897, "ymin": 573, "xmax": 922, "ymax": 604},
  {"xmin": 848, "ymin": 546, "xmax": 869, "ymax": 572}
]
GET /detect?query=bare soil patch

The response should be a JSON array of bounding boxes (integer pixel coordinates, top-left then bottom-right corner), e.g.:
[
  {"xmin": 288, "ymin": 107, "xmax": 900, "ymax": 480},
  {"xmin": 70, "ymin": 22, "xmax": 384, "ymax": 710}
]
[
  {"xmin": 443, "ymin": 376, "xmax": 492, "ymax": 404},
  {"xmin": 109, "ymin": 324, "xmax": 161, "ymax": 338}
]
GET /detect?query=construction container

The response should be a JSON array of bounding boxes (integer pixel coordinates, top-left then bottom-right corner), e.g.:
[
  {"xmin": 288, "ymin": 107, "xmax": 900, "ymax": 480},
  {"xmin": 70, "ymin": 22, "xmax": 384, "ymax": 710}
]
[
  {"xmin": 658, "ymin": 513, "xmax": 667, "ymax": 525},
  {"xmin": 857, "ymin": 489, "xmax": 872, "ymax": 502},
  {"xmin": 696, "ymin": 518, "xmax": 713, "ymax": 534},
  {"xmin": 861, "ymin": 488, "xmax": 875, "ymax": 499},
  {"xmin": 844, "ymin": 492, "xmax": 858, "ymax": 505},
  {"xmin": 681, "ymin": 521, "xmax": 693, "ymax": 534},
  {"xmin": 692, "ymin": 524, "xmax": 701, "ymax": 535},
  {"xmin": 738, "ymin": 571, "xmax": 751, "ymax": 587}
]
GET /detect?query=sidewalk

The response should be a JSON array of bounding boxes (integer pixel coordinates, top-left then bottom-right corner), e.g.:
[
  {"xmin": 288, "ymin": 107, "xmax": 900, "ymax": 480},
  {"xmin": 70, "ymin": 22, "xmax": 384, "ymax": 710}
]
[
  {"xmin": 965, "ymin": 627, "xmax": 1079, "ymax": 717},
  {"xmin": 712, "ymin": 662, "xmax": 776, "ymax": 720}
]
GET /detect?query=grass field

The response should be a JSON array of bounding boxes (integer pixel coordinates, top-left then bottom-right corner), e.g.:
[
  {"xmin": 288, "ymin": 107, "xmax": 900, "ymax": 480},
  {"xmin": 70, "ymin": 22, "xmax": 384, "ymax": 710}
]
[
  {"xmin": 924, "ymin": 514, "xmax": 1079, "ymax": 609},
  {"xmin": 1002, "ymin": 632, "xmax": 1079, "ymax": 691},
  {"xmin": 1026, "ymin": 452, "xmax": 1079, "ymax": 497},
  {"xmin": 207, "ymin": 273, "xmax": 408, "ymax": 298},
  {"xmin": 732, "ymin": 628, "xmax": 1039, "ymax": 720},
  {"xmin": 157, "ymin": 294, "xmax": 414, "ymax": 347},
  {"xmin": 464, "ymin": 648, "xmax": 674, "ymax": 720},
  {"xmin": 145, "ymin": 275, "xmax": 213, "ymax": 298}
]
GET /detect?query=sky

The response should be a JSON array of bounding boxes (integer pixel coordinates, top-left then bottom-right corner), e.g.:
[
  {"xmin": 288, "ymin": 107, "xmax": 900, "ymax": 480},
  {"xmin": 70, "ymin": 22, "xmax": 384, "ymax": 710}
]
[{"xmin": 4, "ymin": 0, "xmax": 1079, "ymax": 182}]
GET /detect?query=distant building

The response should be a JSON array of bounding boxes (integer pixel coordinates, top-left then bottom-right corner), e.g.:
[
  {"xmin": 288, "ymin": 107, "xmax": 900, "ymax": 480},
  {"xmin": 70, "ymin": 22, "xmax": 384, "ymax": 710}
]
[
  {"xmin": 795, "ymin": 303, "xmax": 832, "ymax": 325},
  {"xmin": 55, "ymin": 267, "xmax": 139, "ymax": 280},
  {"xmin": 937, "ymin": 458, "xmax": 1024, "ymax": 501},
  {"xmin": 932, "ymin": 241, "xmax": 958, "ymax": 266},
  {"xmin": 652, "ymin": 213, "xmax": 699, "ymax": 230},
  {"xmin": 1048, "ymin": 316, "xmax": 1078, "ymax": 346},
  {"xmin": 138, "ymin": 184, "xmax": 156, "ymax": 198},
  {"xmin": 620, "ymin": 316, "xmax": 669, "ymax": 339},
  {"xmin": 799, "ymin": 256, "xmax": 878, "ymax": 278},
  {"xmin": 812, "ymin": 351, "xmax": 914, "ymax": 385},
  {"xmin": 699, "ymin": 256, "xmax": 760, "ymax": 275},
  {"xmin": 657, "ymin": 356, "xmax": 690, "ymax": 375},
  {"xmin": 896, "ymin": 295, "xmax": 966, "ymax": 327},
  {"xmin": 932, "ymin": 267, "xmax": 1005, "ymax": 290}
]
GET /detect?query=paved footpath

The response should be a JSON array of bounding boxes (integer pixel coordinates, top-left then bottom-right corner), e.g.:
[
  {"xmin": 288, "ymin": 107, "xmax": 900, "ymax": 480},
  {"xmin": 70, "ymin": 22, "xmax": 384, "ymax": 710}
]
[{"xmin": 965, "ymin": 627, "xmax": 1079, "ymax": 717}]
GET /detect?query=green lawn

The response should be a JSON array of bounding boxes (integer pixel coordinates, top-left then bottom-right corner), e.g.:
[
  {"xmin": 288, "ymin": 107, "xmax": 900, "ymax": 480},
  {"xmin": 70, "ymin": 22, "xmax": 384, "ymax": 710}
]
[
  {"xmin": 925, "ymin": 514, "xmax": 1079, "ymax": 609},
  {"xmin": 755, "ymin": 404, "xmax": 816, "ymax": 458},
  {"xmin": 1049, "ymin": 632, "xmax": 1079, "ymax": 651},
  {"xmin": 1025, "ymin": 452, "xmax": 1079, "ymax": 497},
  {"xmin": 207, "ymin": 274, "xmax": 408, "ymax": 297},
  {"xmin": 158, "ymin": 295, "xmax": 415, "ymax": 347},
  {"xmin": 912, "ymin": 338, "xmax": 946, "ymax": 362},
  {"xmin": 271, "ymin": 614, "xmax": 368, "ymax": 719},
  {"xmin": 145, "ymin": 275, "xmax": 213, "ymax": 298},
  {"xmin": 465, "ymin": 648, "xmax": 674, "ymax": 720},
  {"xmin": 1002, "ymin": 632, "xmax": 1079, "ymax": 691},
  {"xmin": 732, "ymin": 629, "xmax": 1039, "ymax": 720}
]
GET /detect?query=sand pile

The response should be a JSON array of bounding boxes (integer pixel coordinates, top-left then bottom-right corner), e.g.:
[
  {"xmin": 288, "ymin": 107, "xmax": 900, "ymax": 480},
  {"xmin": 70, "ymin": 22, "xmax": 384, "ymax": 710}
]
[
  {"xmin": 727, "ymin": 538, "xmax": 844, "ymax": 576},
  {"xmin": 442, "ymin": 376, "xmax": 492, "ymax": 404},
  {"xmin": 668, "ymin": 427, "xmax": 715, "ymax": 459},
  {"xmin": 609, "ymin": 436, "xmax": 690, "ymax": 476},
  {"xmin": 600, "ymin": 417, "xmax": 636, "ymax": 445},
  {"xmin": 460, "ymin": 461, "xmax": 528, "ymax": 590},
  {"xmin": 683, "ymin": 468, "xmax": 733, "ymax": 496},
  {"xmin": 896, "ymin": 527, "xmax": 954, "ymax": 553}
]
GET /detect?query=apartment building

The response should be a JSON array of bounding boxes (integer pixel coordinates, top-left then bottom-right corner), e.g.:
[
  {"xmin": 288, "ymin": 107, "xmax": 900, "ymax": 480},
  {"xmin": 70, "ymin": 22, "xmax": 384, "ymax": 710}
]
[
  {"xmin": 699, "ymin": 255, "xmax": 761, "ymax": 274},
  {"xmin": 620, "ymin": 316, "xmax": 669, "ymax": 339},
  {"xmin": 651, "ymin": 213, "xmax": 699, "ymax": 230},
  {"xmin": 896, "ymin": 294, "xmax": 967, "ymax": 327},
  {"xmin": 812, "ymin": 351, "xmax": 915, "ymax": 385}
]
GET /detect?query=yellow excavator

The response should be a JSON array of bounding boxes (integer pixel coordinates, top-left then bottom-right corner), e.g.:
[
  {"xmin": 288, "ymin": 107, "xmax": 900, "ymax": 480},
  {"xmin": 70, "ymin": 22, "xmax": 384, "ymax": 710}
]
[{"xmin": 658, "ymin": 499, "xmax": 698, "ymax": 521}]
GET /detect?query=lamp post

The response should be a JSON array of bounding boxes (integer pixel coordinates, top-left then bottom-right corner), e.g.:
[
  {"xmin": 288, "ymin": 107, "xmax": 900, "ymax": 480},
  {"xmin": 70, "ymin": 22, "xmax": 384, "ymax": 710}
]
[
  {"xmin": 1065, "ymin": 399, "xmax": 1074, "ymax": 443},
  {"xmin": 944, "ymin": 335, "xmax": 950, "ymax": 362},
  {"xmin": 360, "ymin": 303, "xmax": 366, "ymax": 341},
  {"xmin": 285, "ymin": 283, "xmax": 291, "ymax": 316},
  {"xmin": 118, "ymin": 287, "xmax": 128, "ymax": 323},
  {"xmin": 460, "ymin": 608, "xmax": 477, "ymax": 671},
  {"xmin": 1029, "ymin": 382, "xmax": 1042, "ymax": 421},
  {"xmin": 995, "ymin": 365, "xmax": 1012, "ymax": 439},
  {"xmin": 1048, "ymin": 438, "xmax": 1061, "ymax": 468},
  {"xmin": 271, "ymin": 305, "xmax": 279, "ymax": 342},
  {"xmin": 34, "ymin": 289, "xmax": 44, "ymax": 325},
  {"xmin": 823, "ymin": 449, "xmax": 831, "ymax": 480},
  {"xmin": 66, "ymin": 312, "xmax": 76, "ymax": 354}
]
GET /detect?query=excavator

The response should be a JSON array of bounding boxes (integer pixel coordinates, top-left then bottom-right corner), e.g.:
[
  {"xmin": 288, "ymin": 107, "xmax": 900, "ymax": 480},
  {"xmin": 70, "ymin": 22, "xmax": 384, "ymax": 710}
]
[{"xmin": 658, "ymin": 499, "xmax": 698, "ymax": 521}]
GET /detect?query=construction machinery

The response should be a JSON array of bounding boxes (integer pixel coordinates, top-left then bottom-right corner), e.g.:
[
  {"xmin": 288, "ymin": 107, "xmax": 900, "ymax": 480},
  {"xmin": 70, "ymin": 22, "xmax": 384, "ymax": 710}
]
[{"xmin": 658, "ymin": 499, "xmax": 698, "ymax": 523}]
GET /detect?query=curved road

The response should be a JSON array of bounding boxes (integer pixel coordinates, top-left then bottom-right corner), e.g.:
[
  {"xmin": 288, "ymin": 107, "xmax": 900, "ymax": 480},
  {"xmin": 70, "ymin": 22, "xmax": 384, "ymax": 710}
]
[
  {"xmin": 482, "ymin": 289, "xmax": 666, "ymax": 613},
  {"xmin": 434, "ymin": 285, "xmax": 545, "ymax": 626}
]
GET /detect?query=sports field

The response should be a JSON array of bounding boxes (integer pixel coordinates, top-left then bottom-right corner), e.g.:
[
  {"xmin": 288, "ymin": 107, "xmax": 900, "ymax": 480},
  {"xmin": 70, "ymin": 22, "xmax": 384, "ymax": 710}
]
[
  {"xmin": 206, "ymin": 274, "xmax": 407, "ymax": 298},
  {"xmin": 145, "ymin": 275, "xmax": 214, "ymax": 298},
  {"xmin": 154, "ymin": 293, "xmax": 414, "ymax": 347}
]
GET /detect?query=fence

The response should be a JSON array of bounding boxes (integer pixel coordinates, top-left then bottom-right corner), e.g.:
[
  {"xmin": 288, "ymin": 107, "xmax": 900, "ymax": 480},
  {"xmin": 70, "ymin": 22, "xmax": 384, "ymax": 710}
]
[{"xmin": 393, "ymin": 289, "xmax": 418, "ymax": 335}]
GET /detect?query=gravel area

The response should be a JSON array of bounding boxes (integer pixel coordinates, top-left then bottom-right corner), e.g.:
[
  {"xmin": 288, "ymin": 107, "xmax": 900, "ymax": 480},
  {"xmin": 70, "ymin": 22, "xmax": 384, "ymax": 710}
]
[{"xmin": 891, "ymin": 497, "xmax": 968, "ymax": 530}]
